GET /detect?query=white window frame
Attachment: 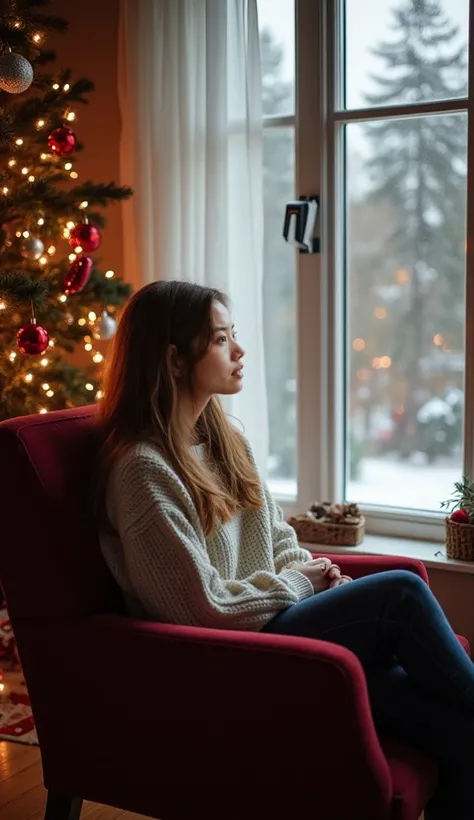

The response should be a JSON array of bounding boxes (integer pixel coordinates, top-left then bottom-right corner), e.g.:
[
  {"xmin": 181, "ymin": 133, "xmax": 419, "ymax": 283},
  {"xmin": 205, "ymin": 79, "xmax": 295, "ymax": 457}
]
[{"xmin": 276, "ymin": 0, "xmax": 474, "ymax": 543}]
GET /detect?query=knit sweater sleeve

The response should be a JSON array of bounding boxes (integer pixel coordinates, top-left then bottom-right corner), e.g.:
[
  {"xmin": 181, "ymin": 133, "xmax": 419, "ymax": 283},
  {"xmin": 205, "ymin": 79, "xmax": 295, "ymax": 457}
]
[
  {"xmin": 107, "ymin": 448, "xmax": 311, "ymax": 631},
  {"xmin": 262, "ymin": 482, "xmax": 314, "ymax": 572}
]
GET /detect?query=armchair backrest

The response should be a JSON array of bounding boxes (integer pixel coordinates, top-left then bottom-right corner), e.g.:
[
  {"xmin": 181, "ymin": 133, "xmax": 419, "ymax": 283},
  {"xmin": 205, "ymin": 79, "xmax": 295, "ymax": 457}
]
[{"xmin": 0, "ymin": 406, "xmax": 122, "ymax": 619}]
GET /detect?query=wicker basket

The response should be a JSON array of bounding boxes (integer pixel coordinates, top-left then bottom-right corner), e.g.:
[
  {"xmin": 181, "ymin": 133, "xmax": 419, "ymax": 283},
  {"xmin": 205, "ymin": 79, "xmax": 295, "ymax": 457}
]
[
  {"xmin": 287, "ymin": 514, "xmax": 365, "ymax": 547},
  {"xmin": 445, "ymin": 516, "xmax": 474, "ymax": 561}
]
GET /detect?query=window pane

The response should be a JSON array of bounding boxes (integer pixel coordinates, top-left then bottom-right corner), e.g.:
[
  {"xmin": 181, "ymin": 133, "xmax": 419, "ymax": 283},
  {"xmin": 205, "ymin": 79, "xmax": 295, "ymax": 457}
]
[
  {"xmin": 263, "ymin": 128, "xmax": 297, "ymax": 496},
  {"xmin": 257, "ymin": 0, "xmax": 295, "ymax": 117},
  {"xmin": 345, "ymin": 112, "xmax": 467, "ymax": 512},
  {"xmin": 343, "ymin": 0, "xmax": 468, "ymax": 110}
]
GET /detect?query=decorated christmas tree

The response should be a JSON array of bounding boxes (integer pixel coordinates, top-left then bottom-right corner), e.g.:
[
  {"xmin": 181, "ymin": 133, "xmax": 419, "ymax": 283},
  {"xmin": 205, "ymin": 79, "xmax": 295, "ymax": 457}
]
[{"xmin": 0, "ymin": 0, "xmax": 132, "ymax": 420}]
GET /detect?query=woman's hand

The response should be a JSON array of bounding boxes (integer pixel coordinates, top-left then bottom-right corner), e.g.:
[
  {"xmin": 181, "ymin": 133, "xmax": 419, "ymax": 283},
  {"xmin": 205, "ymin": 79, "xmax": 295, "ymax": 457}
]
[{"xmin": 293, "ymin": 557, "xmax": 353, "ymax": 593}]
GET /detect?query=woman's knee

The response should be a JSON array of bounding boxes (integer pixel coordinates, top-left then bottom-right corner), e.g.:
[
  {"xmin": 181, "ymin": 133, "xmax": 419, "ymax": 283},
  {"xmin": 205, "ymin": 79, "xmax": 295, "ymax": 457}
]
[{"xmin": 375, "ymin": 569, "xmax": 427, "ymax": 598}]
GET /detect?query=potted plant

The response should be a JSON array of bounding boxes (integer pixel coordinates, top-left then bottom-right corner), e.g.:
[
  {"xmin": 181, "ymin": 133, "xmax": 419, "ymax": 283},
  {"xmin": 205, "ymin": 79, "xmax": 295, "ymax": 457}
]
[{"xmin": 441, "ymin": 475, "xmax": 474, "ymax": 560}]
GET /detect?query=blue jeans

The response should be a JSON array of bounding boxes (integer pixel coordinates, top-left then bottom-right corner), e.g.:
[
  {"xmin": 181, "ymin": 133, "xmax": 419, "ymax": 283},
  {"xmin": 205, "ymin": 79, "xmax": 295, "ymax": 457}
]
[{"xmin": 262, "ymin": 570, "xmax": 474, "ymax": 820}]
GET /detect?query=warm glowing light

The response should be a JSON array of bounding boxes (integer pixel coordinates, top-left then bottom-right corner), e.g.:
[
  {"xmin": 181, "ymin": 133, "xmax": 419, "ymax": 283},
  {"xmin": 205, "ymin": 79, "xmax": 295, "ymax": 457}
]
[
  {"xmin": 21, "ymin": 167, "xmax": 28, "ymax": 175},
  {"xmin": 79, "ymin": 201, "xmax": 88, "ymax": 209},
  {"xmin": 374, "ymin": 307, "xmax": 387, "ymax": 319},
  {"xmin": 47, "ymin": 245, "xmax": 55, "ymax": 255},
  {"xmin": 36, "ymin": 119, "xmax": 45, "ymax": 128},
  {"xmin": 69, "ymin": 171, "xmax": 78, "ymax": 179},
  {"xmin": 84, "ymin": 343, "xmax": 93, "ymax": 351},
  {"xmin": 380, "ymin": 356, "xmax": 392, "ymax": 368},
  {"xmin": 63, "ymin": 228, "xmax": 70, "ymax": 239},
  {"xmin": 0, "ymin": 302, "xmax": 6, "ymax": 310},
  {"xmin": 396, "ymin": 267, "xmax": 410, "ymax": 285},
  {"xmin": 28, "ymin": 175, "xmax": 35, "ymax": 182},
  {"xmin": 88, "ymin": 311, "xmax": 97, "ymax": 321},
  {"xmin": 58, "ymin": 294, "xmax": 67, "ymax": 303},
  {"xmin": 40, "ymin": 358, "xmax": 49, "ymax": 366},
  {"xmin": 52, "ymin": 83, "xmax": 60, "ymax": 90},
  {"xmin": 68, "ymin": 253, "xmax": 76, "ymax": 262},
  {"xmin": 48, "ymin": 338, "xmax": 55, "ymax": 347},
  {"xmin": 8, "ymin": 159, "xmax": 16, "ymax": 167},
  {"xmin": 93, "ymin": 353, "xmax": 104, "ymax": 364},
  {"xmin": 24, "ymin": 373, "xmax": 33, "ymax": 383},
  {"xmin": 66, "ymin": 111, "xmax": 76, "ymax": 122},
  {"xmin": 352, "ymin": 338, "xmax": 365, "ymax": 352},
  {"xmin": 39, "ymin": 256, "xmax": 47, "ymax": 265},
  {"xmin": 2, "ymin": 187, "xmax": 8, "ymax": 194},
  {"xmin": 357, "ymin": 368, "xmax": 371, "ymax": 382},
  {"xmin": 33, "ymin": 33, "xmax": 41, "ymax": 42},
  {"xmin": 74, "ymin": 246, "xmax": 82, "ymax": 254},
  {"xmin": 433, "ymin": 334, "xmax": 444, "ymax": 346},
  {"xmin": 63, "ymin": 83, "xmax": 70, "ymax": 91},
  {"xmin": 37, "ymin": 218, "xmax": 44, "ymax": 226},
  {"xmin": 40, "ymin": 153, "xmax": 48, "ymax": 160},
  {"xmin": 0, "ymin": 683, "xmax": 4, "ymax": 692},
  {"xmin": 105, "ymin": 270, "xmax": 115, "ymax": 279},
  {"xmin": 15, "ymin": 138, "xmax": 23, "ymax": 146},
  {"xmin": 372, "ymin": 357, "xmax": 381, "ymax": 369},
  {"xmin": 13, "ymin": 21, "xmax": 21, "ymax": 28},
  {"xmin": 85, "ymin": 383, "xmax": 94, "ymax": 391},
  {"xmin": 9, "ymin": 351, "xmax": 17, "ymax": 361},
  {"xmin": 42, "ymin": 383, "xmax": 50, "ymax": 391},
  {"xmin": 66, "ymin": 221, "xmax": 75, "ymax": 230},
  {"xmin": 46, "ymin": 390, "xmax": 54, "ymax": 398},
  {"xmin": 96, "ymin": 390, "xmax": 103, "ymax": 400},
  {"xmin": 22, "ymin": 230, "xmax": 29, "ymax": 238},
  {"xmin": 64, "ymin": 163, "xmax": 72, "ymax": 171},
  {"xmin": 78, "ymin": 318, "xmax": 86, "ymax": 326},
  {"xmin": 39, "ymin": 408, "xmax": 48, "ymax": 414},
  {"xmin": 15, "ymin": 231, "xmax": 21, "ymax": 238}
]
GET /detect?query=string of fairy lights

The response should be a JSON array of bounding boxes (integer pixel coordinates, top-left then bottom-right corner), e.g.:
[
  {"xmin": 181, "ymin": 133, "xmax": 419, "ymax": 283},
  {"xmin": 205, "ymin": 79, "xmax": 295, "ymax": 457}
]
[{"xmin": 0, "ymin": 21, "xmax": 121, "ymax": 413}]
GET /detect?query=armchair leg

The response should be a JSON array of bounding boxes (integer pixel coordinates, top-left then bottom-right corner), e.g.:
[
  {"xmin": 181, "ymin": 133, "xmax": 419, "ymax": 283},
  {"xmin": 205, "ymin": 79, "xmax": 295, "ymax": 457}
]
[{"xmin": 44, "ymin": 792, "xmax": 83, "ymax": 820}]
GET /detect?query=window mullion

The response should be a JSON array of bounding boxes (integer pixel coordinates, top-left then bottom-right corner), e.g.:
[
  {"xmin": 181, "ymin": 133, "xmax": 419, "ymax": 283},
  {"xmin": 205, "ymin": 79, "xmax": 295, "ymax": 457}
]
[{"xmin": 295, "ymin": 0, "xmax": 328, "ymax": 510}]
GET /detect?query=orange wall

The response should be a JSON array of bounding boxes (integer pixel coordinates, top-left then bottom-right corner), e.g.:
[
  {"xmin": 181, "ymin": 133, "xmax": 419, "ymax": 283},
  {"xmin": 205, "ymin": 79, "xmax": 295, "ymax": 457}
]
[{"xmin": 47, "ymin": 0, "xmax": 125, "ymax": 284}]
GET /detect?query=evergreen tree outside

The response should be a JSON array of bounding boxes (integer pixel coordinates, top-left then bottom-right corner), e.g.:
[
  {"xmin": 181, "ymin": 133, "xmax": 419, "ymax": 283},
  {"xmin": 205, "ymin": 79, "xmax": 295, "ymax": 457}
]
[
  {"xmin": 349, "ymin": 0, "xmax": 467, "ymax": 463},
  {"xmin": 0, "ymin": 0, "xmax": 132, "ymax": 420}
]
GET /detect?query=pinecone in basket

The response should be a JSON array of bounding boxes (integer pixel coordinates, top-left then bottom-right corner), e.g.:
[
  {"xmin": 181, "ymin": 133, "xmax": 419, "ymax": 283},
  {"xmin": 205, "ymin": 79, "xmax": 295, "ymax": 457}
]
[{"xmin": 309, "ymin": 501, "xmax": 361, "ymax": 525}]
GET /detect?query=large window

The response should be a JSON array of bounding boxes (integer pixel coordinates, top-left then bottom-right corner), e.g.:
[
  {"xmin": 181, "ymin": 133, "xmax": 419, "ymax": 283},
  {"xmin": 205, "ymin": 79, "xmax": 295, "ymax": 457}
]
[
  {"xmin": 260, "ymin": 0, "xmax": 474, "ymax": 541},
  {"xmin": 258, "ymin": 0, "xmax": 297, "ymax": 498}
]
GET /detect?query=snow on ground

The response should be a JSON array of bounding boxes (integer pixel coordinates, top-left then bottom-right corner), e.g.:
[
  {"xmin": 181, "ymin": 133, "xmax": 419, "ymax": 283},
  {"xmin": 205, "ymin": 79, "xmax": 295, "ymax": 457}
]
[{"xmin": 269, "ymin": 457, "xmax": 462, "ymax": 511}]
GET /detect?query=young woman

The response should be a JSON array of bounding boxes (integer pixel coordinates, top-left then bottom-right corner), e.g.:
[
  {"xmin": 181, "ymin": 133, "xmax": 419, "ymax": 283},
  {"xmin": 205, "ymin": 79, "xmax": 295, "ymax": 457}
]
[{"xmin": 96, "ymin": 280, "xmax": 474, "ymax": 820}]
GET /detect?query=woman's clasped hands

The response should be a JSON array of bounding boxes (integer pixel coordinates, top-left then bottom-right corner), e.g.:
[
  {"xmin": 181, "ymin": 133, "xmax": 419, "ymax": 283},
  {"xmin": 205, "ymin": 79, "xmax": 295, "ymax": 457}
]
[{"xmin": 294, "ymin": 556, "xmax": 352, "ymax": 594}]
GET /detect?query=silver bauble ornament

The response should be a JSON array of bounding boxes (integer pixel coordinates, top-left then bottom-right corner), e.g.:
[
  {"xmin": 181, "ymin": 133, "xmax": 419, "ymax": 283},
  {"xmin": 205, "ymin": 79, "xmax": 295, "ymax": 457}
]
[
  {"xmin": 91, "ymin": 310, "xmax": 117, "ymax": 341},
  {"xmin": 20, "ymin": 236, "xmax": 44, "ymax": 261},
  {"xmin": 0, "ymin": 52, "xmax": 34, "ymax": 94}
]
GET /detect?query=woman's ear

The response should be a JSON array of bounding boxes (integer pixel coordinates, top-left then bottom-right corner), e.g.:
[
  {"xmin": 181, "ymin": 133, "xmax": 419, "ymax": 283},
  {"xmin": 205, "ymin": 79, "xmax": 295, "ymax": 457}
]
[{"xmin": 167, "ymin": 344, "xmax": 183, "ymax": 378}]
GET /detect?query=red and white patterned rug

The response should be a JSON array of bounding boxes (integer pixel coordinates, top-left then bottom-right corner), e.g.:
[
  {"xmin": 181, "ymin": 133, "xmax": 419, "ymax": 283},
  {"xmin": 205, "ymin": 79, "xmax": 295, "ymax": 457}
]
[{"xmin": 0, "ymin": 608, "xmax": 37, "ymax": 745}]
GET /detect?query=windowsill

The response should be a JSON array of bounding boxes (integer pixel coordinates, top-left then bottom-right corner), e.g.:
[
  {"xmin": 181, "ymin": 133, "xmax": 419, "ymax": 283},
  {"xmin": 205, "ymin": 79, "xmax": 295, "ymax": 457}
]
[{"xmin": 301, "ymin": 534, "xmax": 474, "ymax": 575}]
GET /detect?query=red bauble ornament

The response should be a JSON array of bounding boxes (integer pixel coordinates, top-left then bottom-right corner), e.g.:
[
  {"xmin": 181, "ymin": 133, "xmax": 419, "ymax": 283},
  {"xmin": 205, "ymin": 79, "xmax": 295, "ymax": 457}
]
[
  {"xmin": 17, "ymin": 320, "xmax": 49, "ymax": 355},
  {"xmin": 68, "ymin": 223, "xmax": 101, "ymax": 252},
  {"xmin": 450, "ymin": 508, "xmax": 470, "ymax": 524},
  {"xmin": 62, "ymin": 256, "xmax": 93, "ymax": 295},
  {"xmin": 47, "ymin": 126, "xmax": 76, "ymax": 156}
]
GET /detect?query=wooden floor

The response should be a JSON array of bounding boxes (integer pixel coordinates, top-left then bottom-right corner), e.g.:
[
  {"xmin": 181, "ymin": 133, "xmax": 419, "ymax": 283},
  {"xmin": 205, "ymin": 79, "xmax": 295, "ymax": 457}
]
[{"xmin": 0, "ymin": 742, "xmax": 152, "ymax": 820}]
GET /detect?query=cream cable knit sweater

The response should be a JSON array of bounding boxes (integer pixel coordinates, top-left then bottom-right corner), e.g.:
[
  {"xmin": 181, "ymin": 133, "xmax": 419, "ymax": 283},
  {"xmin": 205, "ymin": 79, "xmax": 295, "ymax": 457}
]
[{"xmin": 99, "ymin": 439, "xmax": 314, "ymax": 631}]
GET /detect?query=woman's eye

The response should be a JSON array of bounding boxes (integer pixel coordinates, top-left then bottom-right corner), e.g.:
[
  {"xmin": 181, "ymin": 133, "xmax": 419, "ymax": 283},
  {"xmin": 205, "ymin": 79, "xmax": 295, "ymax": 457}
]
[{"xmin": 218, "ymin": 335, "xmax": 227, "ymax": 343}]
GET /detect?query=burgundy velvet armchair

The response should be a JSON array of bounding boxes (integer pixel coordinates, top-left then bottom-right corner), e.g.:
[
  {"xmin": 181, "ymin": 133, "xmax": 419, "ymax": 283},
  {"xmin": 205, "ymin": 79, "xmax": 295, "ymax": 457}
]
[{"xmin": 0, "ymin": 407, "xmax": 470, "ymax": 820}]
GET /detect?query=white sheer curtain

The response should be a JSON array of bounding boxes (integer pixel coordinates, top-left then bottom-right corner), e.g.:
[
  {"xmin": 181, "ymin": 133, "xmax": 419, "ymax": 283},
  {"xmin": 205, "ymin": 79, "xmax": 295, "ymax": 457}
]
[{"xmin": 119, "ymin": 0, "xmax": 268, "ymax": 473}]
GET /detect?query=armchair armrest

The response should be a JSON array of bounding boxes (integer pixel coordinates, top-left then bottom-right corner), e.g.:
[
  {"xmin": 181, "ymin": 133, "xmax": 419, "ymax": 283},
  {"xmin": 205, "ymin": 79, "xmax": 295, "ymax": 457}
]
[
  {"xmin": 26, "ymin": 613, "xmax": 392, "ymax": 817},
  {"xmin": 312, "ymin": 552, "xmax": 429, "ymax": 584}
]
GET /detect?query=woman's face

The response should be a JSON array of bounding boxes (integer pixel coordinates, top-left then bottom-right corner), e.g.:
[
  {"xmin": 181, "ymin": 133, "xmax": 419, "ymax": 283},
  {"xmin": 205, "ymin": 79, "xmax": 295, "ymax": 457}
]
[{"xmin": 192, "ymin": 301, "xmax": 245, "ymax": 400}]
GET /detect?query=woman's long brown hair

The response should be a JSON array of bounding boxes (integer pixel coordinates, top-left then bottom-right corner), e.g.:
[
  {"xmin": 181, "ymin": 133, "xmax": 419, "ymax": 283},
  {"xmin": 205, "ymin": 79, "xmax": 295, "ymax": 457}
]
[{"xmin": 95, "ymin": 280, "xmax": 262, "ymax": 534}]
